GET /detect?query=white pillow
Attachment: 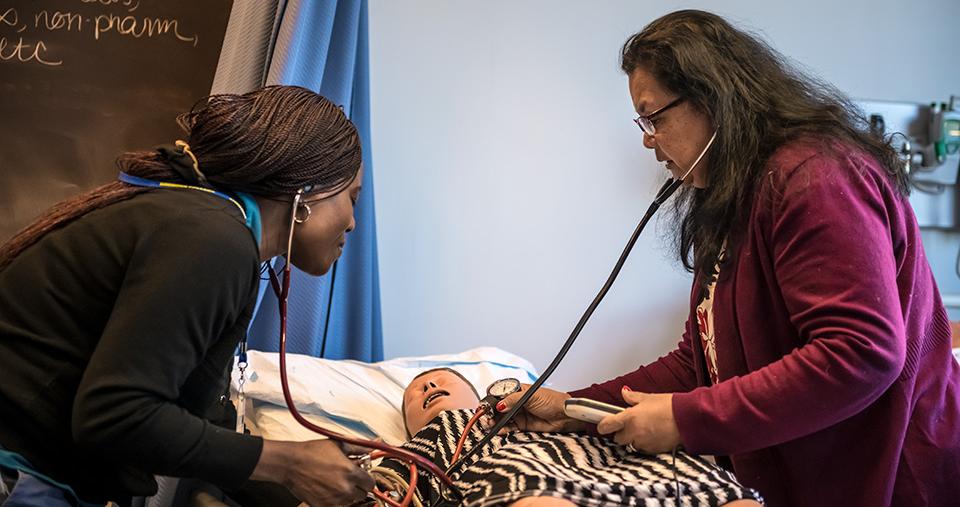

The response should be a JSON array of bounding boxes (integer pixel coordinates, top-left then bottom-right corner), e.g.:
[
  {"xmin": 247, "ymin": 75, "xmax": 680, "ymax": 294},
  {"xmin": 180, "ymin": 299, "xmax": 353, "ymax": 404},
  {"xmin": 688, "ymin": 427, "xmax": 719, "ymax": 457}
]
[{"xmin": 232, "ymin": 347, "xmax": 538, "ymax": 445}]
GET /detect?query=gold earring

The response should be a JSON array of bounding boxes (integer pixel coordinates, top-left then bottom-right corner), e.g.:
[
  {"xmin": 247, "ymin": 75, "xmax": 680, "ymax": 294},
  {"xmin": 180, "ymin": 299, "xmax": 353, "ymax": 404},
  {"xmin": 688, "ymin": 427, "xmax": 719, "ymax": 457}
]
[{"xmin": 295, "ymin": 202, "xmax": 312, "ymax": 224}]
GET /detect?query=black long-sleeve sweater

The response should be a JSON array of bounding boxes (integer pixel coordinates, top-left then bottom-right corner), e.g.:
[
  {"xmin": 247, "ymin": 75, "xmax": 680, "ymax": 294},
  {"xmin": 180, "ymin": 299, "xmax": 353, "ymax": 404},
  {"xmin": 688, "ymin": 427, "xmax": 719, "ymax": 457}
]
[{"xmin": 0, "ymin": 188, "xmax": 263, "ymax": 504}]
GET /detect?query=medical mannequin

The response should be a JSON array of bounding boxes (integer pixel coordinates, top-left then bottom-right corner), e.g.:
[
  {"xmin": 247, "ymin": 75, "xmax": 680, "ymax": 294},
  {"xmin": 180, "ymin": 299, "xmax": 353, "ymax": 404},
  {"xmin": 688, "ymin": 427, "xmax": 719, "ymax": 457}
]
[{"xmin": 391, "ymin": 368, "xmax": 763, "ymax": 507}]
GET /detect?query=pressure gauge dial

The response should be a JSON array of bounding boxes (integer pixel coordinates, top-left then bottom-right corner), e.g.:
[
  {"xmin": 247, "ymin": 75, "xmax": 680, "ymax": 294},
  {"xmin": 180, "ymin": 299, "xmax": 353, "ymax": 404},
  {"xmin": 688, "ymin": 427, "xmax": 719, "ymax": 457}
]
[{"xmin": 486, "ymin": 378, "xmax": 521, "ymax": 399}]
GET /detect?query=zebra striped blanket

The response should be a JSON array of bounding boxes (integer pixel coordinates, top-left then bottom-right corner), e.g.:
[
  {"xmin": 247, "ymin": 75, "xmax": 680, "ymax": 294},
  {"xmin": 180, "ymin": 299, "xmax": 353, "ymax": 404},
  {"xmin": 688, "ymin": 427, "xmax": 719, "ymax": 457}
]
[{"xmin": 382, "ymin": 409, "xmax": 762, "ymax": 506}]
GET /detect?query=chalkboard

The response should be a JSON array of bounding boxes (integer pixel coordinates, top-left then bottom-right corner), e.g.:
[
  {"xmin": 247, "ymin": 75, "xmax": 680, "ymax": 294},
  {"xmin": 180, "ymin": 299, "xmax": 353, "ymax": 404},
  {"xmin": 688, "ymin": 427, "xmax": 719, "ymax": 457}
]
[{"xmin": 0, "ymin": 0, "xmax": 233, "ymax": 241}]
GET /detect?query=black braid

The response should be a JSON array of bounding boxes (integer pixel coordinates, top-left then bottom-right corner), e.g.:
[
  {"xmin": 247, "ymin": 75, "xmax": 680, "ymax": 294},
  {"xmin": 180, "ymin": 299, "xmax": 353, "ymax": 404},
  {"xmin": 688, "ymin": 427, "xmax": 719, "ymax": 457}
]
[
  {"xmin": 174, "ymin": 85, "xmax": 362, "ymax": 196},
  {"xmin": 1, "ymin": 86, "xmax": 361, "ymax": 271}
]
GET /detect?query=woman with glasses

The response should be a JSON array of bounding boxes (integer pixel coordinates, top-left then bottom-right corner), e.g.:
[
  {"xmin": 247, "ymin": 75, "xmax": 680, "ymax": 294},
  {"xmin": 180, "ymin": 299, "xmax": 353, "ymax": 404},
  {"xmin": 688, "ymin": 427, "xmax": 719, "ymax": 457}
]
[
  {"xmin": 0, "ymin": 86, "xmax": 374, "ymax": 506},
  {"xmin": 499, "ymin": 10, "xmax": 960, "ymax": 506}
]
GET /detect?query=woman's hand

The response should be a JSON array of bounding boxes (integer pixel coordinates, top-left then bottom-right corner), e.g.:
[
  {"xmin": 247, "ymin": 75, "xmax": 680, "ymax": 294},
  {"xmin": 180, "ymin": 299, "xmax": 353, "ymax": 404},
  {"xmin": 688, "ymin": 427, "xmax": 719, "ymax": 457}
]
[
  {"xmin": 596, "ymin": 387, "xmax": 681, "ymax": 454},
  {"xmin": 495, "ymin": 384, "xmax": 587, "ymax": 433},
  {"xmin": 252, "ymin": 439, "xmax": 374, "ymax": 506}
]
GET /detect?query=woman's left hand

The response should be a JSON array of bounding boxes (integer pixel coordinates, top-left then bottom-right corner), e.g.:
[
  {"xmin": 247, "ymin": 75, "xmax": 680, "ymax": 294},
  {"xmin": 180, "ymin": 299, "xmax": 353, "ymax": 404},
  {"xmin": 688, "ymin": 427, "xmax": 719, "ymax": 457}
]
[{"xmin": 596, "ymin": 387, "xmax": 681, "ymax": 454}]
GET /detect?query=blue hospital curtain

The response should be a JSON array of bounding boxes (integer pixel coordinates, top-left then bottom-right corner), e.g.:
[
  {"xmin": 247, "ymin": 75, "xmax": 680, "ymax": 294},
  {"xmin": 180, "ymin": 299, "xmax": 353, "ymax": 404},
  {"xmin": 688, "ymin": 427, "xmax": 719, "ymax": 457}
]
[{"xmin": 246, "ymin": 0, "xmax": 382, "ymax": 361}]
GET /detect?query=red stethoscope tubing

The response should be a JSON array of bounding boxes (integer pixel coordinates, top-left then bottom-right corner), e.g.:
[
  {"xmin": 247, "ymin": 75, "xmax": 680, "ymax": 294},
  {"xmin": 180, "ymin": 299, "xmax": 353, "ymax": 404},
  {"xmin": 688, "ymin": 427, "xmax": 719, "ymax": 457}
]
[
  {"xmin": 267, "ymin": 262, "xmax": 458, "ymax": 493},
  {"xmin": 450, "ymin": 407, "xmax": 486, "ymax": 465}
]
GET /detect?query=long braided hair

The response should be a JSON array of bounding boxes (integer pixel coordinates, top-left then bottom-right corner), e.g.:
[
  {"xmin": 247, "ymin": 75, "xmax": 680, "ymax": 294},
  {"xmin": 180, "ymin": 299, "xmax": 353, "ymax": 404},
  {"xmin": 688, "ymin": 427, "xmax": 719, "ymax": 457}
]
[
  {"xmin": 0, "ymin": 85, "xmax": 361, "ymax": 271},
  {"xmin": 621, "ymin": 10, "xmax": 905, "ymax": 296}
]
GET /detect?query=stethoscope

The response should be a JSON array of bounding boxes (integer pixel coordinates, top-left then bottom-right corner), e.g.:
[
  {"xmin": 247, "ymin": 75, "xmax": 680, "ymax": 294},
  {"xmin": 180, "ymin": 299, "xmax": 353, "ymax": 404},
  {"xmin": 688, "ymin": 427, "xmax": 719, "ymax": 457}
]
[
  {"xmin": 430, "ymin": 130, "xmax": 720, "ymax": 505},
  {"xmin": 266, "ymin": 188, "xmax": 467, "ymax": 506},
  {"xmin": 267, "ymin": 194, "xmax": 525, "ymax": 504},
  {"xmin": 117, "ymin": 170, "xmax": 463, "ymax": 505}
]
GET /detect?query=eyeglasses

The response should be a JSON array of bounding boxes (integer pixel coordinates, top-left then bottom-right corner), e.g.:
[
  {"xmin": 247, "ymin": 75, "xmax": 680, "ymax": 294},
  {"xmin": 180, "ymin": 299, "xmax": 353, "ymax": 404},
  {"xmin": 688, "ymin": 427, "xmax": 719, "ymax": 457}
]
[{"xmin": 633, "ymin": 97, "xmax": 684, "ymax": 136}]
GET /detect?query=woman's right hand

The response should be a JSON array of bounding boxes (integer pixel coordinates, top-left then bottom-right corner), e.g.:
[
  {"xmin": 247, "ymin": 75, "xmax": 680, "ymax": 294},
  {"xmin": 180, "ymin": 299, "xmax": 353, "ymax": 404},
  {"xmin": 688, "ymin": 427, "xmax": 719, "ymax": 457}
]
[
  {"xmin": 496, "ymin": 384, "xmax": 587, "ymax": 433},
  {"xmin": 252, "ymin": 439, "xmax": 374, "ymax": 506}
]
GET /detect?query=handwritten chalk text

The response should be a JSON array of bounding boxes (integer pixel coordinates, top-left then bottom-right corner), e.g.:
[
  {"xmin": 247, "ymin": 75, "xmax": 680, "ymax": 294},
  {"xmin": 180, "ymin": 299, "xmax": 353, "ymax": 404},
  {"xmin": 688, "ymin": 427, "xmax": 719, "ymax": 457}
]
[
  {"xmin": 0, "ymin": 36, "xmax": 62, "ymax": 66},
  {"xmin": 80, "ymin": 0, "xmax": 141, "ymax": 13},
  {"xmin": 93, "ymin": 13, "xmax": 198, "ymax": 47},
  {"xmin": 35, "ymin": 10, "xmax": 83, "ymax": 32}
]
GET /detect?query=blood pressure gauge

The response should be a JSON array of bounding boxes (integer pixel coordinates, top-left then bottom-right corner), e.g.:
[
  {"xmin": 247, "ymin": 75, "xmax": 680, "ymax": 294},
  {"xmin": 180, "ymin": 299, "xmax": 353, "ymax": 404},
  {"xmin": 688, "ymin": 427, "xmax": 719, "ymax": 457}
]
[
  {"xmin": 481, "ymin": 378, "xmax": 521, "ymax": 413},
  {"xmin": 487, "ymin": 378, "xmax": 521, "ymax": 398}
]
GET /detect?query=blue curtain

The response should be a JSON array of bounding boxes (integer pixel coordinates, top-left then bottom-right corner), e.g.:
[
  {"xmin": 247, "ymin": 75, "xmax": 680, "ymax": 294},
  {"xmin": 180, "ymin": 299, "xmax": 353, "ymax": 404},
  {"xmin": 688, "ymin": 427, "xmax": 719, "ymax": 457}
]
[{"xmin": 247, "ymin": 0, "xmax": 382, "ymax": 361}]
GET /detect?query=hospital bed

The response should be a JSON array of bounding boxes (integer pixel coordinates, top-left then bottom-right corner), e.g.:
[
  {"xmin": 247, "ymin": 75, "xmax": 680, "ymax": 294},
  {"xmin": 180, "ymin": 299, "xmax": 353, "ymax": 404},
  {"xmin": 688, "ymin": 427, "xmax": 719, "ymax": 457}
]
[
  {"xmin": 137, "ymin": 347, "xmax": 538, "ymax": 507},
  {"xmin": 137, "ymin": 345, "xmax": 960, "ymax": 507}
]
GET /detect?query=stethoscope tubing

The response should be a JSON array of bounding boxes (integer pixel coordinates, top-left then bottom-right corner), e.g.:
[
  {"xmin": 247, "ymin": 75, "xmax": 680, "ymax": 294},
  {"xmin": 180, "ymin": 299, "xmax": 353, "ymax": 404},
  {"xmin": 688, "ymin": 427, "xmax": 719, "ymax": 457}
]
[{"xmin": 271, "ymin": 190, "xmax": 460, "ymax": 498}]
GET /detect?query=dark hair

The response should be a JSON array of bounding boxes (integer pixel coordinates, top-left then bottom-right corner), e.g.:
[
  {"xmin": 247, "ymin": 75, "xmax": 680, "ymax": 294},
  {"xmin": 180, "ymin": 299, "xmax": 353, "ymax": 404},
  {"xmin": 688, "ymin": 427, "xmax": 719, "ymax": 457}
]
[
  {"xmin": 0, "ymin": 85, "xmax": 361, "ymax": 272},
  {"xmin": 621, "ymin": 10, "xmax": 906, "ymax": 296},
  {"xmin": 402, "ymin": 367, "xmax": 480, "ymax": 438}
]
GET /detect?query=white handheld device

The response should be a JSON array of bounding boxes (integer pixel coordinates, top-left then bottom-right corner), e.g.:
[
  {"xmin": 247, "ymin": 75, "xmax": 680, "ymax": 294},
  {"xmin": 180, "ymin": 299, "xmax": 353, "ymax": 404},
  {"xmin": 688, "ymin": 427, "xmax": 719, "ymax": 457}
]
[{"xmin": 563, "ymin": 398, "xmax": 624, "ymax": 424}]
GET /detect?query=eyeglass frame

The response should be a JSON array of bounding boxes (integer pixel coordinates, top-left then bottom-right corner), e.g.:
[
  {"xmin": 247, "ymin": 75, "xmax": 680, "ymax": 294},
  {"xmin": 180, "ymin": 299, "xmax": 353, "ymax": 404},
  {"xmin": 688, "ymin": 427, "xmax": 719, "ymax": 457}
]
[{"xmin": 633, "ymin": 96, "xmax": 685, "ymax": 136}]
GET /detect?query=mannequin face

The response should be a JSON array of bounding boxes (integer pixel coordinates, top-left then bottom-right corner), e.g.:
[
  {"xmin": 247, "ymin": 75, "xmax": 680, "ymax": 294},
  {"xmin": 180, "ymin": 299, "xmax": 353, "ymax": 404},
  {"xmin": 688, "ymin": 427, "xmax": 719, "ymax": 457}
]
[
  {"xmin": 402, "ymin": 369, "xmax": 480, "ymax": 437},
  {"xmin": 628, "ymin": 67, "xmax": 714, "ymax": 187},
  {"xmin": 289, "ymin": 167, "xmax": 363, "ymax": 275}
]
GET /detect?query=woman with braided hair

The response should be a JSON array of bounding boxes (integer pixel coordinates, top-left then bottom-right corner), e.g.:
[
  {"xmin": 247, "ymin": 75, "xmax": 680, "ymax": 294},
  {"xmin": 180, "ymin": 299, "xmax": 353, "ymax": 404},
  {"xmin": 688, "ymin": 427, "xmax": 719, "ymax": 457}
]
[{"xmin": 0, "ymin": 85, "xmax": 374, "ymax": 506}]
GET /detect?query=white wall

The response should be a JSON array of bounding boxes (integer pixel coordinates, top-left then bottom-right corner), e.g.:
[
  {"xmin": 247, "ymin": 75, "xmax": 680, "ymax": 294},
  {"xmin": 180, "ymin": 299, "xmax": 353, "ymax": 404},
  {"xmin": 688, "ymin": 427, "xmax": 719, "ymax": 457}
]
[{"xmin": 368, "ymin": 0, "xmax": 960, "ymax": 390}]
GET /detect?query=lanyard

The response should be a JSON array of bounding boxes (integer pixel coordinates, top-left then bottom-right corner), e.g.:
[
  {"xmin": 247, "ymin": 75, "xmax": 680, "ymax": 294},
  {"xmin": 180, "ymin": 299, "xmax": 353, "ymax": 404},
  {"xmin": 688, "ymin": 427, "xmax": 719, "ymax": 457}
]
[
  {"xmin": 118, "ymin": 172, "xmax": 245, "ymax": 217},
  {"xmin": 117, "ymin": 171, "xmax": 261, "ymax": 434},
  {"xmin": 117, "ymin": 172, "xmax": 262, "ymax": 245}
]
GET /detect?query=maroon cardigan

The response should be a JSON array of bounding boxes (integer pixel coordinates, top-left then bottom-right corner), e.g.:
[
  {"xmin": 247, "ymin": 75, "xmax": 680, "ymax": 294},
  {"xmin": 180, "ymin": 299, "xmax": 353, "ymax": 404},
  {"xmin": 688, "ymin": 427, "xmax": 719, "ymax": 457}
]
[{"xmin": 570, "ymin": 141, "xmax": 960, "ymax": 506}]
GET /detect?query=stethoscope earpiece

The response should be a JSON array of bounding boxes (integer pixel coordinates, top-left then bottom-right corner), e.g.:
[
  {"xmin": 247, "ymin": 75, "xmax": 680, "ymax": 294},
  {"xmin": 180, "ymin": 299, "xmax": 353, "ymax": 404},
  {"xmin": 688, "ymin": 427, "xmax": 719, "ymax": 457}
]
[{"xmin": 291, "ymin": 188, "xmax": 312, "ymax": 224}]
